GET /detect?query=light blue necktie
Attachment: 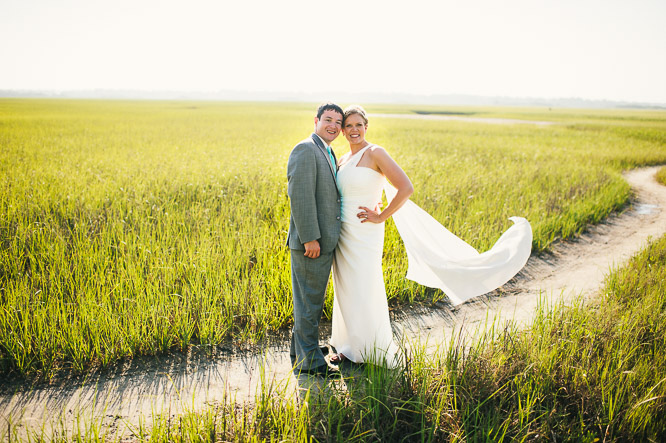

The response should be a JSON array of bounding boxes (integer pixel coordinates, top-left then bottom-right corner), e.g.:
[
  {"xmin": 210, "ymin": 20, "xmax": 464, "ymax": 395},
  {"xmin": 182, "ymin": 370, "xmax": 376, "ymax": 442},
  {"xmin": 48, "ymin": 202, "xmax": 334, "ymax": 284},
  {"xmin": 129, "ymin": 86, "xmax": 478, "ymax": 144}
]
[{"xmin": 326, "ymin": 145, "xmax": 336, "ymax": 177}]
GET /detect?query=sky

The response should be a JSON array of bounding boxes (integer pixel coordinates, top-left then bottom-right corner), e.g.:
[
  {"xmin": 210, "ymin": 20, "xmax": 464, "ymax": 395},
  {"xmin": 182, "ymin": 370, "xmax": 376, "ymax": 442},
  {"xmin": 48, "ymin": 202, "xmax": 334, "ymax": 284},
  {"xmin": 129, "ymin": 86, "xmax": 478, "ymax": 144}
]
[{"xmin": 1, "ymin": 0, "xmax": 665, "ymax": 103}]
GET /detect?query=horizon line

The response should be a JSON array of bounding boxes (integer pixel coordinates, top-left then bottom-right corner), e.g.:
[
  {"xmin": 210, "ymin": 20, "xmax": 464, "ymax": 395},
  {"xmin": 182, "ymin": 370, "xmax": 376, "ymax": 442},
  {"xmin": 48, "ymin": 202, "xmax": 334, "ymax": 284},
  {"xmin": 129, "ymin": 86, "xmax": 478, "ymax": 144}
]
[{"xmin": 1, "ymin": 88, "xmax": 665, "ymax": 109}]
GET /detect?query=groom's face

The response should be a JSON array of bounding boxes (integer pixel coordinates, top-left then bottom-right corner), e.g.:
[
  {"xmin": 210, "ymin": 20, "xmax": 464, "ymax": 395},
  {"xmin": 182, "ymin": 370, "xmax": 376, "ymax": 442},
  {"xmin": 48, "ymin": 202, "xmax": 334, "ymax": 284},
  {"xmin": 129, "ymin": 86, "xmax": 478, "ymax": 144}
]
[{"xmin": 314, "ymin": 110, "xmax": 343, "ymax": 145}]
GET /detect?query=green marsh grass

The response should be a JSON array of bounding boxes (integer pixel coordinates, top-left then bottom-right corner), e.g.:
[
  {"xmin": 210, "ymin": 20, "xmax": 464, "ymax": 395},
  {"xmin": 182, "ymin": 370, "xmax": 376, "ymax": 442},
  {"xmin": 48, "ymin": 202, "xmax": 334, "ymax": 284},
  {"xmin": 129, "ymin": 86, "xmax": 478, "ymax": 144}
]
[
  {"xmin": 1, "ymin": 99, "xmax": 665, "ymax": 378},
  {"xmin": 3, "ymin": 234, "xmax": 666, "ymax": 440}
]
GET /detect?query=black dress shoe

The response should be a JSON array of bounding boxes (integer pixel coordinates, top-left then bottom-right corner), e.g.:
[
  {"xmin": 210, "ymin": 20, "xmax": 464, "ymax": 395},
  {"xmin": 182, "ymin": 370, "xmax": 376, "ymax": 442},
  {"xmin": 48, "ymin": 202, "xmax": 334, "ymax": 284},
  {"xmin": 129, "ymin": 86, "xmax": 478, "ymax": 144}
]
[{"xmin": 298, "ymin": 365, "xmax": 341, "ymax": 379}]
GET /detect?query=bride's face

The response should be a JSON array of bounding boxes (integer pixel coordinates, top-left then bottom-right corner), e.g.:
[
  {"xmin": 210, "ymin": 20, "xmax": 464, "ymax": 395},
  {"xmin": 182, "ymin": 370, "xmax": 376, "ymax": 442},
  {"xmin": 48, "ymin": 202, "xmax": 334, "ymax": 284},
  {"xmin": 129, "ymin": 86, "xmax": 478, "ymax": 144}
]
[{"xmin": 342, "ymin": 114, "xmax": 368, "ymax": 145}]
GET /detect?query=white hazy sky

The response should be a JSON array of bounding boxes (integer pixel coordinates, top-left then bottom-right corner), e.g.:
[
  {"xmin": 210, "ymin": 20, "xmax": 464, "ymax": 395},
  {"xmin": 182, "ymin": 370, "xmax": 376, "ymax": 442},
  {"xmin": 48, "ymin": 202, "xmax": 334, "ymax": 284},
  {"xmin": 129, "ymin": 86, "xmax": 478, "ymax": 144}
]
[{"xmin": 2, "ymin": 0, "xmax": 665, "ymax": 103}]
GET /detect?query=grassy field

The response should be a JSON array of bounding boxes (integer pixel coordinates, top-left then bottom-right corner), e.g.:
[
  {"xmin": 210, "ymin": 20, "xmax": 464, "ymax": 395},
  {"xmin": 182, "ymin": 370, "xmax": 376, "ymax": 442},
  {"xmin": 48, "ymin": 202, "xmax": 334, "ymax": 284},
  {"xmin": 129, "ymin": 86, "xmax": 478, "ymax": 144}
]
[
  {"xmin": 13, "ymin": 232, "xmax": 666, "ymax": 442},
  {"xmin": 1, "ymin": 99, "xmax": 665, "ymax": 378}
]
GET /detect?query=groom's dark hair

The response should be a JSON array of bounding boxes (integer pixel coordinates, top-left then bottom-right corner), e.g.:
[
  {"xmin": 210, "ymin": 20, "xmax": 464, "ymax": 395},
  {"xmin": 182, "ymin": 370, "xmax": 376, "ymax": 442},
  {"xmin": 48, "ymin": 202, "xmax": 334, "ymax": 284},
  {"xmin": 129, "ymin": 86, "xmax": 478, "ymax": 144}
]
[{"xmin": 316, "ymin": 102, "xmax": 343, "ymax": 119}]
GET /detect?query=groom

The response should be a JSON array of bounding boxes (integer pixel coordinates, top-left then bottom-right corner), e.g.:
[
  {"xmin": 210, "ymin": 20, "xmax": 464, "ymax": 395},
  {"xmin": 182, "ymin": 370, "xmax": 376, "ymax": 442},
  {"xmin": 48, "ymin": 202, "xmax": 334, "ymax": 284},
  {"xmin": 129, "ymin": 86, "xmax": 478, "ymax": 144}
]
[{"xmin": 286, "ymin": 102, "xmax": 343, "ymax": 377}]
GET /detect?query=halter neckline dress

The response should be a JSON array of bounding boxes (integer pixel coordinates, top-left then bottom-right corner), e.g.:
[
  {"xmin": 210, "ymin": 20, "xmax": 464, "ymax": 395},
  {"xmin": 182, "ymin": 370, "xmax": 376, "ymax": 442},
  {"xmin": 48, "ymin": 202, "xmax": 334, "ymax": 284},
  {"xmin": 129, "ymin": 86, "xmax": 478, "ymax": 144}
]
[{"xmin": 331, "ymin": 144, "xmax": 399, "ymax": 366}]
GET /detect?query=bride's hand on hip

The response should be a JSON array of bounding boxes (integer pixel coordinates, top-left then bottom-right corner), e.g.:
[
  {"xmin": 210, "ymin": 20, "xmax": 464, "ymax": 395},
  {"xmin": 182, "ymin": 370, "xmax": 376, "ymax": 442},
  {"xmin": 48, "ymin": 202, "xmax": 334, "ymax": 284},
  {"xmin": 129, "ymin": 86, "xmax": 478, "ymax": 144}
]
[{"xmin": 358, "ymin": 206, "xmax": 384, "ymax": 224}]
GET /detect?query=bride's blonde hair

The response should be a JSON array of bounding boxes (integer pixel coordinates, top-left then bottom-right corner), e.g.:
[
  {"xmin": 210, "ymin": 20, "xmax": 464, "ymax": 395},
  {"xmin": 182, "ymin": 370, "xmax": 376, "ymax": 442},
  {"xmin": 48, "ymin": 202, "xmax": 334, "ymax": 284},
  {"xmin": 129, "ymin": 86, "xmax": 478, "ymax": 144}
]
[{"xmin": 343, "ymin": 105, "xmax": 368, "ymax": 126}]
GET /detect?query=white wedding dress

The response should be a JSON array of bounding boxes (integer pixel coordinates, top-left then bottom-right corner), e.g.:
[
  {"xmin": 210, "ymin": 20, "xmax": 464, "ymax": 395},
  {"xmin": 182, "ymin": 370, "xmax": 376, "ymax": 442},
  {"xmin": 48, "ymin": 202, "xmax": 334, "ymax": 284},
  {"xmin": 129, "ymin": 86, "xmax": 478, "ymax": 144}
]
[
  {"xmin": 331, "ymin": 145, "xmax": 400, "ymax": 367},
  {"xmin": 331, "ymin": 144, "xmax": 532, "ymax": 367}
]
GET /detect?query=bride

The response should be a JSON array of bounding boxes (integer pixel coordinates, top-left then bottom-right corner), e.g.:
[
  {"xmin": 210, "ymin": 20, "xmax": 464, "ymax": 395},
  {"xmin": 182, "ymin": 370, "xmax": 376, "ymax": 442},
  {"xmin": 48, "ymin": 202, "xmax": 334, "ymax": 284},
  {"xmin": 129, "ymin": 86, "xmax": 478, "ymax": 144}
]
[
  {"xmin": 330, "ymin": 105, "xmax": 532, "ymax": 367},
  {"xmin": 330, "ymin": 105, "xmax": 414, "ymax": 367}
]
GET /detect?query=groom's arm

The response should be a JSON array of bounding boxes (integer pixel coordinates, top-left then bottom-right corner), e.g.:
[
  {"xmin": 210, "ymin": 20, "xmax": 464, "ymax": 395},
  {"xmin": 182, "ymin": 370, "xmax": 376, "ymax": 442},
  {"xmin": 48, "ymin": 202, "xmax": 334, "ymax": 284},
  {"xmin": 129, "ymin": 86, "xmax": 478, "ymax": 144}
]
[{"xmin": 287, "ymin": 144, "xmax": 321, "ymax": 249}]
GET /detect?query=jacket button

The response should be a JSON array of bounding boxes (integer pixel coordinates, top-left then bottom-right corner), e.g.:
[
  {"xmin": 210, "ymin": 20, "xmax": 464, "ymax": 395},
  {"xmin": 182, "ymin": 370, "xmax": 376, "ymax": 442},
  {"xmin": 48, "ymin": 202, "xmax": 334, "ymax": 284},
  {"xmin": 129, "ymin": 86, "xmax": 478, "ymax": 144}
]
[
  {"xmin": 337, "ymin": 199, "xmax": 341, "ymax": 203},
  {"xmin": 336, "ymin": 216, "xmax": 341, "ymax": 220}
]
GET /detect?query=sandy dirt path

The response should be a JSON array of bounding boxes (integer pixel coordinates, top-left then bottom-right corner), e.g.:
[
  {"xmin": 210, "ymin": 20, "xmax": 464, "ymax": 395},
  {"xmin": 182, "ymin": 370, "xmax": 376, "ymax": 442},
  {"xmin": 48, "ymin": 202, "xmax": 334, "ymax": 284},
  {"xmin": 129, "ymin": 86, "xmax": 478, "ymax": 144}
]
[{"xmin": 1, "ymin": 166, "xmax": 664, "ymax": 440}]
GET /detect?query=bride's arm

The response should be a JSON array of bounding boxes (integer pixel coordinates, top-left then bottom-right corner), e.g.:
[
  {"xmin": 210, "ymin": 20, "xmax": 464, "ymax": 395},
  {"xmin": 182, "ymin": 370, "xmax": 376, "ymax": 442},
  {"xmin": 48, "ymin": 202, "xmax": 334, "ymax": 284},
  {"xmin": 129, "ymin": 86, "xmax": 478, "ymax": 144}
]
[{"xmin": 359, "ymin": 147, "xmax": 413, "ymax": 224}]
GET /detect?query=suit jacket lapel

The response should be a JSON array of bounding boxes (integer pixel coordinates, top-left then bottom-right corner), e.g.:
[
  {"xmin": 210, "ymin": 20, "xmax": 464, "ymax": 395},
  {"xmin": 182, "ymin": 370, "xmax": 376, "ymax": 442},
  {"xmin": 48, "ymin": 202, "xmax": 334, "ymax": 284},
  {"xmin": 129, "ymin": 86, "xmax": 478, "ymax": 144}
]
[{"xmin": 311, "ymin": 133, "xmax": 337, "ymax": 179}]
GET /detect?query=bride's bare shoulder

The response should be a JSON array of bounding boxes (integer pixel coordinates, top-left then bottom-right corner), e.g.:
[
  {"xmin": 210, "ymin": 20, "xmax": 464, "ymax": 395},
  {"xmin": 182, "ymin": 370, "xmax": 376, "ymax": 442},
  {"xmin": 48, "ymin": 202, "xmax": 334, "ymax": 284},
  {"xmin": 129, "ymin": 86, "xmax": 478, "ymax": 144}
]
[
  {"xmin": 367, "ymin": 144, "xmax": 387, "ymax": 154},
  {"xmin": 367, "ymin": 144, "xmax": 391, "ymax": 160}
]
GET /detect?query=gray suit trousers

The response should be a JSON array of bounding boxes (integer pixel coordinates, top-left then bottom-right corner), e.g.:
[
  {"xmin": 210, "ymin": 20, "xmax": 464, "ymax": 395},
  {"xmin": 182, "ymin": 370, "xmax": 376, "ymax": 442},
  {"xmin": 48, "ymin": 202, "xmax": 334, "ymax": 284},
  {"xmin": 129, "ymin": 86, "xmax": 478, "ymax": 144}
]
[{"xmin": 289, "ymin": 248, "xmax": 334, "ymax": 371}]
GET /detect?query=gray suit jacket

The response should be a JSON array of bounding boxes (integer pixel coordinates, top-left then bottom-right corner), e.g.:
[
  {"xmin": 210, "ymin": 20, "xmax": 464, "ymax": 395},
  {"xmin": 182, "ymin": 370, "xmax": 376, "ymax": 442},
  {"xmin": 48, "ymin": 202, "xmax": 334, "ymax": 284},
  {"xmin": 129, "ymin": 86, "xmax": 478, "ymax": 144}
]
[{"xmin": 286, "ymin": 133, "xmax": 341, "ymax": 253}]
